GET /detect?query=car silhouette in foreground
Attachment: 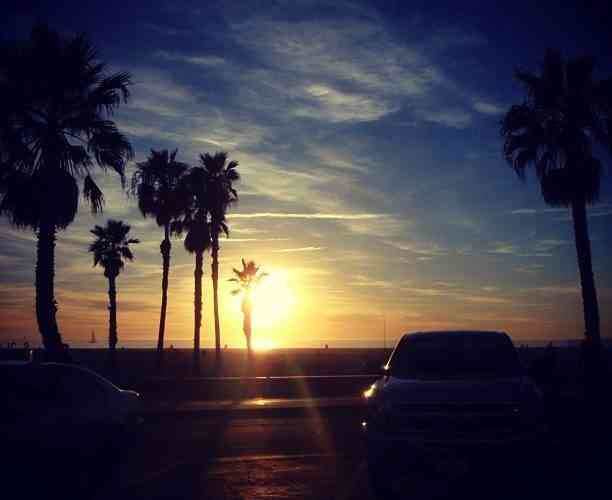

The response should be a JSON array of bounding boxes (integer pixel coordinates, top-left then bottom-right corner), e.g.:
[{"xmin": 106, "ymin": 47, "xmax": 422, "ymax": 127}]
[
  {"xmin": 1, "ymin": 361, "xmax": 141, "ymax": 450},
  {"xmin": 363, "ymin": 331, "xmax": 547, "ymax": 496}
]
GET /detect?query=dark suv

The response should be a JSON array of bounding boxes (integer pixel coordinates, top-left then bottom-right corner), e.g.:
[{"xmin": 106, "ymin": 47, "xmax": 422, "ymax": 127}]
[{"xmin": 363, "ymin": 331, "xmax": 547, "ymax": 494}]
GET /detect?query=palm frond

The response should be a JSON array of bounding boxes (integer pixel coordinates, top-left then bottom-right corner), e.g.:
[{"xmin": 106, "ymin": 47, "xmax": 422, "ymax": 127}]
[
  {"xmin": 501, "ymin": 50, "xmax": 609, "ymax": 205},
  {"xmin": 83, "ymin": 175, "xmax": 105, "ymax": 214},
  {"xmin": 0, "ymin": 25, "xmax": 133, "ymax": 233},
  {"xmin": 88, "ymin": 218, "xmax": 138, "ymax": 275}
]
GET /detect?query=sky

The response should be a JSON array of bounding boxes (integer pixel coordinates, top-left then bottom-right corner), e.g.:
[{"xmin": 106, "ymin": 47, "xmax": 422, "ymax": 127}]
[{"xmin": 1, "ymin": 0, "xmax": 611, "ymax": 349}]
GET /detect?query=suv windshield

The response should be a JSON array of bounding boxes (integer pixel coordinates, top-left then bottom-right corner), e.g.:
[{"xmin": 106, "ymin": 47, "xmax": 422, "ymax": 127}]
[{"xmin": 388, "ymin": 333, "xmax": 521, "ymax": 380}]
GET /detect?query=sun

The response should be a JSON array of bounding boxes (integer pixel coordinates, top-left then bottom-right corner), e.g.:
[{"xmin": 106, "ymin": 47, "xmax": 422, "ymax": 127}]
[
  {"xmin": 228, "ymin": 267, "xmax": 296, "ymax": 348},
  {"xmin": 250, "ymin": 269, "xmax": 295, "ymax": 329},
  {"xmin": 252, "ymin": 338, "xmax": 277, "ymax": 351}
]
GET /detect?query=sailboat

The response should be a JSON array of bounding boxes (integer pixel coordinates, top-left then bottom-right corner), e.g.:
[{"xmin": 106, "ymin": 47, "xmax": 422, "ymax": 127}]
[{"xmin": 89, "ymin": 330, "xmax": 97, "ymax": 344}]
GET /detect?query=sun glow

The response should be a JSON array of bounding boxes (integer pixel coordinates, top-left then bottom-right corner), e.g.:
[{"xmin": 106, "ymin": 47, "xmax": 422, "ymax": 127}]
[
  {"xmin": 229, "ymin": 268, "xmax": 296, "ymax": 344},
  {"xmin": 250, "ymin": 269, "xmax": 295, "ymax": 329},
  {"xmin": 252, "ymin": 338, "xmax": 277, "ymax": 351}
]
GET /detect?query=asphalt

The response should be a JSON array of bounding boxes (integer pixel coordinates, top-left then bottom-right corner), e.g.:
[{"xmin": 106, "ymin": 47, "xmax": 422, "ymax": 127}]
[
  {"xmin": 97, "ymin": 412, "xmax": 372, "ymax": 500},
  {"xmin": 7, "ymin": 401, "xmax": 606, "ymax": 500},
  {"xmin": 143, "ymin": 396, "xmax": 365, "ymax": 417},
  {"xmin": 92, "ymin": 410, "xmax": 576, "ymax": 500}
]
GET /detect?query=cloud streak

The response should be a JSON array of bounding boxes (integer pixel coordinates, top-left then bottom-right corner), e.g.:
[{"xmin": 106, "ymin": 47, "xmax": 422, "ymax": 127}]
[
  {"xmin": 228, "ymin": 212, "xmax": 389, "ymax": 220},
  {"xmin": 272, "ymin": 247, "xmax": 324, "ymax": 253}
]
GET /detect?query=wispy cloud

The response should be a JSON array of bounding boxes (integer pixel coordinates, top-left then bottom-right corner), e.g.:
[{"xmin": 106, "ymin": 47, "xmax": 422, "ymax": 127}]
[
  {"xmin": 472, "ymin": 99, "xmax": 505, "ymax": 115},
  {"xmin": 155, "ymin": 50, "xmax": 226, "ymax": 67},
  {"xmin": 510, "ymin": 209, "xmax": 538, "ymax": 215},
  {"xmin": 529, "ymin": 286, "xmax": 580, "ymax": 295},
  {"xmin": 463, "ymin": 295, "xmax": 510, "ymax": 304},
  {"xmin": 418, "ymin": 108, "xmax": 472, "ymax": 128},
  {"xmin": 487, "ymin": 240, "xmax": 559, "ymax": 257},
  {"xmin": 145, "ymin": 23, "xmax": 191, "ymax": 37},
  {"xmin": 229, "ymin": 212, "xmax": 388, "ymax": 220},
  {"xmin": 350, "ymin": 275, "xmax": 396, "ymax": 289},
  {"xmin": 515, "ymin": 263, "xmax": 545, "ymax": 274},
  {"xmin": 126, "ymin": 69, "xmax": 194, "ymax": 117},
  {"xmin": 533, "ymin": 239, "xmax": 569, "ymax": 252},
  {"xmin": 386, "ymin": 240, "xmax": 448, "ymax": 257},
  {"xmin": 224, "ymin": 238, "xmax": 289, "ymax": 243},
  {"xmin": 272, "ymin": 246, "xmax": 324, "ymax": 253},
  {"xmin": 510, "ymin": 207, "xmax": 568, "ymax": 216},
  {"xmin": 219, "ymin": 12, "xmax": 494, "ymax": 128},
  {"xmin": 488, "ymin": 242, "xmax": 519, "ymax": 255},
  {"xmin": 293, "ymin": 84, "xmax": 398, "ymax": 123},
  {"xmin": 400, "ymin": 287, "xmax": 450, "ymax": 297}
]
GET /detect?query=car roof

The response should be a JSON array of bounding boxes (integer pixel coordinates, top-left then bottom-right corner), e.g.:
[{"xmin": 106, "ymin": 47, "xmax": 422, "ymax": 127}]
[
  {"xmin": 401, "ymin": 330, "xmax": 509, "ymax": 341},
  {"xmin": 0, "ymin": 361, "xmax": 119, "ymax": 389},
  {"xmin": 0, "ymin": 360, "xmax": 32, "ymax": 367}
]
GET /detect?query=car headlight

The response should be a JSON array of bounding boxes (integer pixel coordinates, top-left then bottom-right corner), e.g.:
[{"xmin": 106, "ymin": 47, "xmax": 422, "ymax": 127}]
[{"xmin": 363, "ymin": 384, "xmax": 377, "ymax": 399}]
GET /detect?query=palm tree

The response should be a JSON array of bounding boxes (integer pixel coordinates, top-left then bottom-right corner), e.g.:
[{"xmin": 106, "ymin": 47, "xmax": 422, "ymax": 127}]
[
  {"xmin": 0, "ymin": 26, "xmax": 132, "ymax": 360},
  {"xmin": 176, "ymin": 167, "xmax": 211, "ymax": 373},
  {"xmin": 88, "ymin": 220, "xmax": 139, "ymax": 364},
  {"xmin": 501, "ymin": 50, "xmax": 612, "ymax": 372},
  {"xmin": 130, "ymin": 149, "xmax": 189, "ymax": 372},
  {"xmin": 229, "ymin": 259, "xmax": 267, "ymax": 358},
  {"xmin": 199, "ymin": 152, "xmax": 240, "ymax": 361}
]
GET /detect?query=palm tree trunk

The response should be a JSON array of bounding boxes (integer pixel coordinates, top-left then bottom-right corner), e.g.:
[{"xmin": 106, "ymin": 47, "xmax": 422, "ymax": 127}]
[
  {"xmin": 243, "ymin": 297, "xmax": 252, "ymax": 360},
  {"xmin": 571, "ymin": 201, "xmax": 601, "ymax": 343},
  {"xmin": 245, "ymin": 314, "xmax": 252, "ymax": 359},
  {"xmin": 156, "ymin": 224, "xmax": 171, "ymax": 373},
  {"xmin": 108, "ymin": 274, "xmax": 118, "ymax": 367},
  {"xmin": 571, "ymin": 200, "xmax": 602, "ymax": 395},
  {"xmin": 211, "ymin": 235, "xmax": 221, "ymax": 362},
  {"xmin": 193, "ymin": 250, "xmax": 203, "ymax": 374},
  {"xmin": 35, "ymin": 218, "xmax": 64, "ymax": 360}
]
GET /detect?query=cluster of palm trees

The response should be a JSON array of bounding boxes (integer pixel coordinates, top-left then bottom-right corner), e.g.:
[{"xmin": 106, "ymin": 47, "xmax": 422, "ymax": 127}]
[
  {"xmin": 0, "ymin": 26, "xmax": 252, "ymax": 372},
  {"xmin": 1, "ymin": 27, "xmax": 612, "ymax": 382},
  {"xmin": 130, "ymin": 149, "xmax": 240, "ymax": 372},
  {"xmin": 88, "ymin": 150, "xmax": 252, "ymax": 373},
  {"xmin": 0, "ymin": 26, "xmax": 134, "ymax": 361}
]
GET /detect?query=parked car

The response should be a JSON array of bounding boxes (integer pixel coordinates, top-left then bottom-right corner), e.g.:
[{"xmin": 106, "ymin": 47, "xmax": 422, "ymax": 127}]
[
  {"xmin": 363, "ymin": 331, "xmax": 547, "ymax": 495},
  {"xmin": 1, "ymin": 360, "xmax": 142, "ymax": 452}
]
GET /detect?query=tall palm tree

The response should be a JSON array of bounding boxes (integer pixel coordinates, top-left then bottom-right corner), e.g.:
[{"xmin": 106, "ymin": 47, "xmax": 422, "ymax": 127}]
[
  {"xmin": 501, "ymin": 50, "xmax": 612, "ymax": 369},
  {"xmin": 199, "ymin": 152, "xmax": 240, "ymax": 361},
  {"xmin": 176, "ymin": 167, "xmax": 211, "ymax": 373},
  {"xmin": 0, "ymin": 26, "xmax": 133, "ymax": 360},
  {"xmin": 130, "ymin": 149, "xmax": 189, "ymax": 372},
  {"xmin": 229, "ymin": 259, "xmax": 267, "ymax": 359},
  {"xmin": 88, "ymin": 220, "xmax": 139, "ymax": 364}
]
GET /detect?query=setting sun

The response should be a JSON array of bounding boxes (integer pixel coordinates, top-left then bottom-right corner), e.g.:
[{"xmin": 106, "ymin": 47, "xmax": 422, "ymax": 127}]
[
  {"xmin": 248, "ymin": 269, "xmax": 296, "ymax": 329},
  {"xmin": 252, "ymin": 338, "xmax": 277, "ymax": 351}
]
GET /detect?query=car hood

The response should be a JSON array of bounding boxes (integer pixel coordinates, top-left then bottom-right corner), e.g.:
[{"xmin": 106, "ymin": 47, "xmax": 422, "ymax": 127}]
[{"xmin": 380, "ymin": 375, "xmax": 532, "ymax": 405}]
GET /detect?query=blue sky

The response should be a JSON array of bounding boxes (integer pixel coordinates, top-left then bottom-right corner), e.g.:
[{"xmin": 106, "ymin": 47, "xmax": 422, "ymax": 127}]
[{"xmin": 1, "ymin": 0, "xmax": 611, "ymax": 348}]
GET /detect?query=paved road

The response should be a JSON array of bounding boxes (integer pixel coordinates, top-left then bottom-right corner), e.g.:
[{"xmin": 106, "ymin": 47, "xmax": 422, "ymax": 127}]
[
  {"xmin": 90, "ymin": 411, "xmax": 576, "ymax": 500},
  {"xmin": 96, "ymin": 413, "xmax": 372, "ymax": 500},
  {"xmin": 10, "ymin": 403, "xmax": 602, "ymax": 500}
]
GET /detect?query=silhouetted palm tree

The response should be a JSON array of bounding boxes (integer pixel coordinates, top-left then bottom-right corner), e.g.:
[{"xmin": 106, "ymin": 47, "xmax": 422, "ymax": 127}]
[
  {"xmin": 89, "ymin": 220, "xmax": 139, "ymax": 364},
  {"xmin": 176, "ymin": 167, "xmax": 211, "ymax": 373},
  {"xmin": 130, "ymin": 149, "xmax": 189, "ymax": 372},
  {"xmin": 199, "ymin": 152, "xmax": 240, "ymax": 361},
  {"xmin": 230, "ymin": 259, "xmax": 267, "ymax": 358},
  {"xmin": 501, "ymin": 50, "xmax": 612, "ymax": 366},
  {"xmin": 0, "ymin": 26, "xmax": 132, "ymax": 360}
]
